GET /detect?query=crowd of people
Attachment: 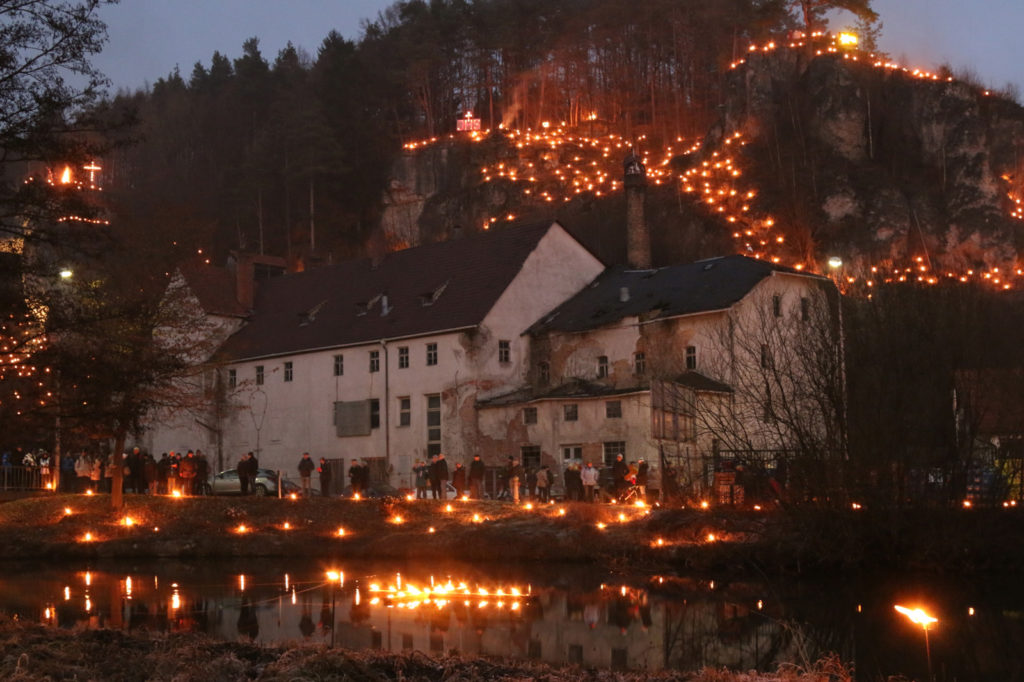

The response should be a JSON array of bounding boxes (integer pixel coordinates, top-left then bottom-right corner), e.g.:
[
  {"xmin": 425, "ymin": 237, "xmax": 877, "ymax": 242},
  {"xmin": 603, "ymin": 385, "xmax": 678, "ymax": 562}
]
[
  {"xmin": 6, "ymin": 442, "xmax": 662, "ymax": 505},
  {"xmin": 402, "ymin": 452, "xmax": 656, "ymax": 503}
]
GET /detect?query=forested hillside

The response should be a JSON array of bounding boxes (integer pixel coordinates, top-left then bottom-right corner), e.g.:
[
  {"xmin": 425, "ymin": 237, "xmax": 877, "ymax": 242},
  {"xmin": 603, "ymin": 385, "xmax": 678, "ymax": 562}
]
[{"xmin": 96, "ymin": 0, "xmax": 883, "ymax": 269}]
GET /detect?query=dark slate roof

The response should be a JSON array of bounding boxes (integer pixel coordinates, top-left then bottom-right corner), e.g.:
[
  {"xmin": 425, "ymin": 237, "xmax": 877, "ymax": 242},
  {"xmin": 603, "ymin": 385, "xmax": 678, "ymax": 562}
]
[
  {"xmin": 220, "ymin": 221, "xmax": 563, "ymax": 361},
  {"xmin": 178, "ymin": 262, "xmax": 248, "ymax": 318},
  {"xmin": 477, "ymin": 379, "xmax": 648, "ymax": 408},
  {"xmin": 528, "ymin": 254, "xmax": 824, "ymax": 334},
  {"xmin": 674, "ymin": 371, "xmax": 733, "ymax": 393}
]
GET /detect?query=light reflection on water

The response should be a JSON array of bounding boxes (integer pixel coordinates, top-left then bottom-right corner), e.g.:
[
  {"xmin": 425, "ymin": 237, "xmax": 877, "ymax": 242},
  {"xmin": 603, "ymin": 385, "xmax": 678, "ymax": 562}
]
[{"xmin": 1, "ymin": 559, "xmax": 1023, "ymax": 680}]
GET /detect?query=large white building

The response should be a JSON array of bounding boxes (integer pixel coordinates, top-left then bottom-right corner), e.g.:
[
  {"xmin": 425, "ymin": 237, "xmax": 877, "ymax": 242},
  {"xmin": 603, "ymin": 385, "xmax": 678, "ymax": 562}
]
[{"xmin": 144, "ymin": 220, "xmax": 838, "ymax": 494}]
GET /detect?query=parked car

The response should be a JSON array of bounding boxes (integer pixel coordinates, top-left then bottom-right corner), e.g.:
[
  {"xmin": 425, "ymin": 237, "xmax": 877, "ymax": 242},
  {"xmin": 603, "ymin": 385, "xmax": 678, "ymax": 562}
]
[{"xmin": 205, "ymin": 468, "xmax": 301, "ymax": 496}]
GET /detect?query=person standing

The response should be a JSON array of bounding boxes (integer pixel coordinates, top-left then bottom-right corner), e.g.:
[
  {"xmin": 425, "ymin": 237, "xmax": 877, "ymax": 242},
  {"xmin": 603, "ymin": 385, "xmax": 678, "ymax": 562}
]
[
  {"xmin": 238, "ymin": 452, "xmax": 251, "ymax": 495},
  {"xmin": 509, "ymin": 458, "xmax": 524, "ymax": 503},
  {"xmin": 581, "ymin": 462, "xmax": 599, "ymax": 502},
  {"xmin": 436, "ymin": 453, "xmax": 449, "ymax": 500},
  {"xmin": 298, "ymin": 452, "xmax": 315, "ymax": 496},
  {"xmin": 318, "ymin": 457, "xmax": 331, "ymax": 497},
  {"xmin": 612, "ymin": 454, "xmax": 629, "ymax": 499},
  {"xmin": 452, "ymin": 462, "xmax": 466, "ymax": 499},
  {"xmin": 348, "ymin": 458, "xmax": 363, "ymax": 496},
  {"xmin": 468, "ymin": 455, "xmax": 486, "ymax": 499},
  {"xmin": 536, "ymin": 465, "xmax": 550, "ymax": 502},
  {"xmin": 178, "ymin": 451, "xmax": 197, "ymax": 496},
  {"xmin": 414, "ymin": 460, "xmax": 429, "ymax": 499},
  {"xmin": 75, "ymin": 452, "xmax": 91, "ymax": 492},
  {"xmin": 636, "ymin": 458, "xmax": 649, "ymax": 500},
  {"xmin": 428, "ymin": 455, "xmax": 441, "ymax": 499}
]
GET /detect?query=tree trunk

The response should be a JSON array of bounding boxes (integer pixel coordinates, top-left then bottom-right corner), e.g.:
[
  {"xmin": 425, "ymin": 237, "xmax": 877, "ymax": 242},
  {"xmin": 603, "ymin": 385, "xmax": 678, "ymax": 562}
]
[{"xmin": 110, "ymin": 430, "xmax": 126, "ymax": 511}]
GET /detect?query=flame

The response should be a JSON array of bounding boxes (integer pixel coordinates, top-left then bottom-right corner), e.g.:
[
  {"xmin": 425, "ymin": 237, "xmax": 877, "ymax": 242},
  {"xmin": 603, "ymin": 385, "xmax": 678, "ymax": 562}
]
[
  {"xmin": 59, "ymin": 166, "xmax": 72, "ymax": 184},
  {"xmin": 895, "ymin": 605, "xmax": 938, "ymax": 628}
]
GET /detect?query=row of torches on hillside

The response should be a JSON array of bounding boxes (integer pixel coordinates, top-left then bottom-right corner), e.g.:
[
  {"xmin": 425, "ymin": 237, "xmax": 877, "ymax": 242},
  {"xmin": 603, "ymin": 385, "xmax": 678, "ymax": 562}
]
[{"xmin": 399, "ymin": 31, "xmax": 1024, "ymax": 291}]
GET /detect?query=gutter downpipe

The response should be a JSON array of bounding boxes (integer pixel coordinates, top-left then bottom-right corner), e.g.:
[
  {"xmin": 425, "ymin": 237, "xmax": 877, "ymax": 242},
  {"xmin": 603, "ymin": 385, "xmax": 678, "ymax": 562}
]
[{"xmin": 381, "ymin": 339, "xmax": 391, "ymax": 486}]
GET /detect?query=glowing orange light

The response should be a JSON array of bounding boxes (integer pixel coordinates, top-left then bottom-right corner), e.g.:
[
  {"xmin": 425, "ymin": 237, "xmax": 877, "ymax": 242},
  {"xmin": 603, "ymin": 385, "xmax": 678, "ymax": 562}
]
[
  {"xmin": 895, "ymin": 605, "xmax": 938, "ymax": 629},
  {"xmin": 336, "ymin": 527, "xmax": 346, "ymax": 537}
]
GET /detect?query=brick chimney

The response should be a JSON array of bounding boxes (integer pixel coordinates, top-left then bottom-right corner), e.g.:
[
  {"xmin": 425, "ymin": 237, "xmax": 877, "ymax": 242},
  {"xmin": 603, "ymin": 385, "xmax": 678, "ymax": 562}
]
[{"xmin": 624, "ymin": 152, "xmax": 650, "ymax": 269}]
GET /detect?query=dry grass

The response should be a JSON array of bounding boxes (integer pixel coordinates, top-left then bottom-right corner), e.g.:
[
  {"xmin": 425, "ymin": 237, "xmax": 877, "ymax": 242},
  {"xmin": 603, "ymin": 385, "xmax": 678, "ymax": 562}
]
[
  {"xmin": 0, "ymin": 493, "xmax": 757, "ymax": 567},
  {"xmin": 0, "ymin": 615, "xmax": 851, "ymax": 681}
]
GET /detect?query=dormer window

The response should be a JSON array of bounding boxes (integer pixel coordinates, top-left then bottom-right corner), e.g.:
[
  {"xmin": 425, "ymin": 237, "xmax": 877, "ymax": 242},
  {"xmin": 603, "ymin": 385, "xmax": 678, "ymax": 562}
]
[{"xmin": 419, "ymin": 280, "xmax": 449, "ymax": 306}]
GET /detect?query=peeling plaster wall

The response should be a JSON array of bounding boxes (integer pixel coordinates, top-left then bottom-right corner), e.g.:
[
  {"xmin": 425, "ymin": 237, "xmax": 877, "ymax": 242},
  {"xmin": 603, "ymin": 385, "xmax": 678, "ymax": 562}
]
[{"xmin": 477, "ymin": 393, "xmax": 652, "ymax": 468}]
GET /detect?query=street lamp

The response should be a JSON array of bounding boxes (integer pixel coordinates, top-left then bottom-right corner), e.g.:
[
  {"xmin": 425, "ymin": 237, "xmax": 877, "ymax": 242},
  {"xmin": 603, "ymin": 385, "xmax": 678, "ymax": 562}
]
[{"xmin": 895, "ymin": 604, "xmax": 937, "ymax": 680}]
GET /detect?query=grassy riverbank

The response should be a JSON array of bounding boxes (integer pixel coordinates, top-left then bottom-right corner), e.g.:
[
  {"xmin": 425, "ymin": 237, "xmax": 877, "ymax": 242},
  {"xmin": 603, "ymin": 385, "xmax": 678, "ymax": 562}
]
[
  {"xmin": 0, "ymin": 615, "xmax": 851, "ymax": 681},
  {"xmin": 1, "ymin": 492, "xmax": 1023, "ymax": 574}
]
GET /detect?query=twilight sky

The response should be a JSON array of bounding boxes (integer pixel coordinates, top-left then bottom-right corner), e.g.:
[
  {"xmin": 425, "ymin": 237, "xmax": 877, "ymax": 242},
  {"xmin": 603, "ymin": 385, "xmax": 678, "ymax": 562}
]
[{"xmin": 93, "ymin": 0, "xmax": 1023, "ymax": 95}]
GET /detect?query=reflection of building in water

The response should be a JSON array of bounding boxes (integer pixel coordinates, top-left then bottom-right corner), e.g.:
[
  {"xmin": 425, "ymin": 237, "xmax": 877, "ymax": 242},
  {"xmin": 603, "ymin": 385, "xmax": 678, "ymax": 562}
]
[
  {"xmin": 0, "ymin": 567, "xmax": 833, "ymax": 673},
  {"xmin": 330, "ymin": 582, "xmax": 797, "ymax": 672}
]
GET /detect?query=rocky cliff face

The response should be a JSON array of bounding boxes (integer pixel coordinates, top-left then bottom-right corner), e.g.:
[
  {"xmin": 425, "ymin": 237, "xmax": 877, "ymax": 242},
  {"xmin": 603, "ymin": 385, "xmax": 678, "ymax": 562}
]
[
  {"xmin": 380, "ymin": 49, "xmax": 1024, "ymax": 276},
  {"xmin": 714, "ymin": 48, "xmax": 1024, "ymax": 274}
]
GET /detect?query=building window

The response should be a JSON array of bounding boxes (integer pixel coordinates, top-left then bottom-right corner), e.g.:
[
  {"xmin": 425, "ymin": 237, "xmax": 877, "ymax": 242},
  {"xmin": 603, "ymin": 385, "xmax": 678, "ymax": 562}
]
[
  {"xmin": 521, "ymin": 445, "xmax": 541, "ymax": 468},
  {"xmin": 634, "ymin": 352, "xmax": 646, "ymax": 375},
  {"xmin": 760, "ymin": 344, "xmax": 771, "ymax": 369},
  {"xmin": 399, "ymin": 397, "xmax": 411, "ymax": 427},
  {"xmin": 603, "ymin": 441, "xmax": 626, "ymax": 466},
  {"xmin": 426, "ymin": 394, "xmax": 441, "ymax": 457},
  {"xmin": 606, "ymin": 400, "xmax": 622, "ymax": 418},
  {"xmin": 562, "ymin": 444, "xmax": 583, "ymax": 461},
  {"xmin": 523, "ymin": 406, "xmax": 537, "ymax": 424},
  {"xmin": 772, "ymin": 294, "xmax": 782, "ymax": 317},
  {"xmin": 498, "ymin": 340, "xmax": 511, "ymax": 364},
  {"xmin": 227, "ymin": 369, "xmax": 236, "ymax": 389},
  {"xmin": 801, "ymin": 296, "xmax": 810, "ymax": 321},
  {"xmin": 284, "ymin": 361, "xmax": 293, "ymax": 382},
  {"xmin": 426, "ymin": 342, "xmax": 438, "ymax": 366},
  {"xmin": 333, "ymin": 354, "xmax": 344, "ymax": 376},
  {"xmin": 597, "ymin": 355, "xmax": 609, "ymax": 378},
  {"xmin": 398, "ymin": 346, "xmax": 409, "ymax": 369},
  {"xmin": 255, "ymin": 365, "xmax": 264, "ymax": 385},
  {"xmin": 369, "ymin": 350, "xmax": 380, "ymax": 373},
  {"xmin": 564, "ymin": 404, "xmax": 578, "ymax": 422},
  {"xmin": 370, "ymin": 398, "xmax": 380, "ymax": 429},
  {"xmin": 685, "ymin": 346, "xmax": 697, "ymax": 370},
  {"xmin": 538, "ymin": 361, "xmax": 550, "ymax": 384}
]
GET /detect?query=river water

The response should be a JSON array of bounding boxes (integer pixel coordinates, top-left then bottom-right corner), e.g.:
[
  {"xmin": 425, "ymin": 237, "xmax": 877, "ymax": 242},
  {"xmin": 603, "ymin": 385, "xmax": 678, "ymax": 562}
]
[{"xmin": 0, "ymin": 558, "xmax": 1022, "ymax": 681}]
